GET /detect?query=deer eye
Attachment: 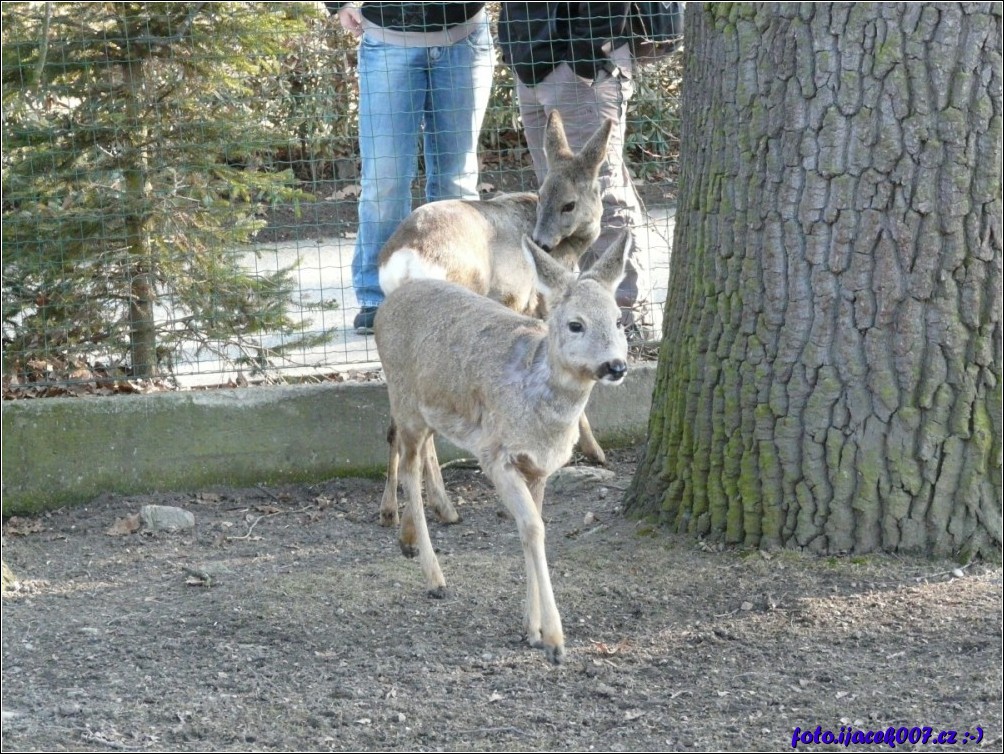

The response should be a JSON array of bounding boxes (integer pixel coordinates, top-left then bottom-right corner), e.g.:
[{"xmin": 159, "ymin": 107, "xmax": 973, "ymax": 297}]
[
  {"xmin": 568, "ymin": 321, "xmax": 584, "ymax": 333},
  {"xmin": 561, "ymin": 201, "xmax": 576, "ymax": 213}
]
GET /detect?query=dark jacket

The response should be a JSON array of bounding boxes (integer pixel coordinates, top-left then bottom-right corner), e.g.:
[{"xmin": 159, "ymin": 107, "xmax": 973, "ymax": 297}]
[
  {"xmin": 324, "ymin": 2, "xmax": 485, "ymax": 32},
  {"xmin": 497, "ymin": 2, "xmax": 633, "ymax": 86}
]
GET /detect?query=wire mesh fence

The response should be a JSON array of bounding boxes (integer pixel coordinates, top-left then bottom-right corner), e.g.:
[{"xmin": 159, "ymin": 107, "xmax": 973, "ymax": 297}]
[{"xmin": 2, "ymin": 2, "xmax": 682, "ymax": 394}]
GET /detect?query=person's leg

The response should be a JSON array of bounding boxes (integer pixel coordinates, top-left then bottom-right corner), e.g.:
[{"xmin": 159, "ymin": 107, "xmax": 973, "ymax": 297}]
[
  {"xmin": 515, "ymin": 76, "xmax": 549, "ymax": 183},
  {"xmin": 423, "ymin": 16, "xmax": 495, "ymax": 202},
  {"xmin": 514, "ymin": 46, "xmax": 648, "ymax": 318},
  {"xmin": 355, "ymin": 38, "xmax": 426, "ymax": 317}
]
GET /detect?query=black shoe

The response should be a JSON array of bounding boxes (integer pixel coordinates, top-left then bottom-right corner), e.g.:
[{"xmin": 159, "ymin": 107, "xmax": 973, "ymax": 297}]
[{"xmin": 354, "ymin": 306, "xmax": 378, "ymax": 335}]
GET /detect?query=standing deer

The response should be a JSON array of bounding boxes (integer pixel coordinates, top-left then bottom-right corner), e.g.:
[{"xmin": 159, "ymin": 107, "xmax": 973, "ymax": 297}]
[
  {"xmin": 378, "ymin": 109, "xmax": 615, "ymax": 464},
  {"xmin": 374, "ymin": 232, "xmax": 629, "ymax": 663}
]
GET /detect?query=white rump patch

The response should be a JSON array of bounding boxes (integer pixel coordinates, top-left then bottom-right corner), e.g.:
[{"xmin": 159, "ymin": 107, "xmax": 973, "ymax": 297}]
[{"xmin": 379, "ymin": 248, "xmax": 449, "ymax": 295}]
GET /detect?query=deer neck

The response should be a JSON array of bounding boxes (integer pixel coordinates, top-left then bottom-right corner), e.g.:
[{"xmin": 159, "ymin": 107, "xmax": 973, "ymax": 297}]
[
  {"xmin": 516, "ymin": 332, "xmax": 594, "ymax": 417},
  {"xmin": 549, "ymin": 232, "xmax": 595, "ymax": 269}
]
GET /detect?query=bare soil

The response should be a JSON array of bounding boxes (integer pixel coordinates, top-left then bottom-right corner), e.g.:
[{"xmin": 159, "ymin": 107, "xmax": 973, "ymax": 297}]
[{"xmin": 2, "ymin": 448, "xmax": 1000, "ymax": 752}]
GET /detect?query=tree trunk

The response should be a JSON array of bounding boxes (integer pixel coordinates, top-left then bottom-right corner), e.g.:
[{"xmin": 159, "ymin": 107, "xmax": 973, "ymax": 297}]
[
  {"xmin": 626, "ymin": 3, "xmax": 1002, "ymax": 559},
  {"xmin": 122, "ymin": 54, "xmax": 158, "ymax": 378}
]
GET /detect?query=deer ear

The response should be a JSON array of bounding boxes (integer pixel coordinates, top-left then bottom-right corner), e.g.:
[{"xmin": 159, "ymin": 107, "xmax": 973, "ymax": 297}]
[
  {"xmin": 582, "ymin": 231, "xmax": 630, "ymax": 292},
  {"xmin": 576, "ymin": 118, "xmax": 615, "ymax": 177},
  {"xmin": 543, "ymin": 110, "xmax": 574, "ymax": 166},
  {"xmin": 523, "ymin": 235, "xmax": 574, "ymax": 305}
]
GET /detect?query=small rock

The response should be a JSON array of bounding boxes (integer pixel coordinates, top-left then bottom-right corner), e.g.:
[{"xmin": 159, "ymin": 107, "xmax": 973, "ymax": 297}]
[
  {"xmin": 548, "ymin": 467, "xmax": 616, "ymax": 493},
  {"xmin": 396, "ymin": 712, "xmax": 407, "ymax": 723},
  {"xmin": 182, "ymin": 563, "xmax": 233, "ymax": 586},
  {"xmin": 952, "ymin": 568, "xmax": 964, "ymax": 579},
  {"xmin": 139, "ymin": 505, "xmax": 195, "ymax": 532},
  {"xmin": 584, "ymin": 511, "xmax": 598, "ymax": 525},
  {"xmin": 595, "ymin": 683, "xmax": 617, "ymax": 698},
  {"xmin": 740, "ymin": 601, "xmax": 754, "ymax": 612}
]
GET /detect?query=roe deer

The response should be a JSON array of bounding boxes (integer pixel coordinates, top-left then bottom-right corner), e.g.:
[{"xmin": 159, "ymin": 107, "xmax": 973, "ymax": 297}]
[
  {"xmin": 373, "ymin": 232, "xmax": 629, "ymax": 663},
  {"xmin": 378, "ymin": 109, "xmax": 615, "ymax": 464}
]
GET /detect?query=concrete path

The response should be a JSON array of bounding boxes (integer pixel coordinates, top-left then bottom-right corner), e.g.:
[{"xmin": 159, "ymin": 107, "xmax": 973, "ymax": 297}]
[{"xmin": 174, "ymin": 206, "xmax": 676, "ymax": 386}]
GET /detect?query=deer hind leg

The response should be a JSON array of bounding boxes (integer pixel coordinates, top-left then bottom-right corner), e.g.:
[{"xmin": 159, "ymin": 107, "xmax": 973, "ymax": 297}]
[
  {"xmin": 422, "ymin": 436, "xmax": 461, "ymax": 524},
  {"xmin": 576, "ymin": 411, "xmax": 606, "ymax": 465},
  {"xmin": 398, "ymin": 425, "xmax": 447, "ymax": 598},
  {"xmin": 486, "ymin": 459, "xmax": 564, "ymax": 664},
  {"xmin": 379, "ymin": 421, "xmax": 401, "ymax": 527}
]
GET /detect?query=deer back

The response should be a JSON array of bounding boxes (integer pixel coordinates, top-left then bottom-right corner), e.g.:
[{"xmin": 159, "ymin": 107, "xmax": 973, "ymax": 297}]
[
  {"xmin": 377, "ymin": 111, "xmax": 614, "ymax": 317},
  {"xmin": 378, "ymin": 193, "xmax": 541, "ymax": 314}
]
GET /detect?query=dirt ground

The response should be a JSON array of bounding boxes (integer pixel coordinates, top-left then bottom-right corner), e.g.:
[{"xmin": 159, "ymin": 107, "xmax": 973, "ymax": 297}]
[{"xmin": 2, "ymin": 447, "xmax": 1001, "ymax": 752}]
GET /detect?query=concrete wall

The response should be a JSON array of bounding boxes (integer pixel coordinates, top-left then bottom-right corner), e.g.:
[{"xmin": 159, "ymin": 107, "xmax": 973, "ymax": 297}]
[{"xmin": 2, "ymin": 364, "xmax": 655, "ymax": 516}]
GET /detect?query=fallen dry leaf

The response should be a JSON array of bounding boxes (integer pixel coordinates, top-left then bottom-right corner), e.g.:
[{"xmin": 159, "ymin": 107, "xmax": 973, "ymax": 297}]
[
  {"xmin": 105, "ymin": 514, "xmax": 141, "ymax": 536},
  {"xmin": 328, "ymin": 184, "xmax": 361, "ymax": 200},
  {"xmin": 590, "ymin": 639, "xmax": 630, "ymax": 656},
  {"xmin": 254, "ymin": 504, "xmax": 282, "ymax": 515},
  {"xmin": 4, "ymin": 516, "xmax": 45, "ymax": 536}
]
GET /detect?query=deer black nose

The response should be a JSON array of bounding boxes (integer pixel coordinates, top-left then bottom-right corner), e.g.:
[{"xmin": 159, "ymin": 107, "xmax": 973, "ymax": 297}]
[
  {"xmin": 598, "ymin": 359, "xmax": 627, "ymax": 382},
  {"xmin": 532, "ymin": 237, "xmax": 552, "ymax": 253}
]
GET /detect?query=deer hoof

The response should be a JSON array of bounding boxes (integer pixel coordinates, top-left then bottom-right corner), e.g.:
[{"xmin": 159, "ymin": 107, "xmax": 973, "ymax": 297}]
[
  {"xmin": 544, "ymin": 643, "xmax": 565, "ymax": 665},
  {"xmin": 526, "ymin": 631, "xmax": 564, "ymax": 664},
  {"xmin": 398, "ymin": 539, "xmax": 418, "ymax": 558},
  {"xmin": 379, "ymin": 510, "xmax": 399, "ymax": 527},
  {"xmin": 579, "ymin": 447, "xmax": 607, "ymax": 466},
  {"xmin": 427, "ymin": 585, "xmax": 447, "ymax": 600}
]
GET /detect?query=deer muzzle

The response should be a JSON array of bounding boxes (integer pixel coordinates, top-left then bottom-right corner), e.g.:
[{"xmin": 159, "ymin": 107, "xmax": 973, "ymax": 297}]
[
  {"xmin": 531, "ymin": 235, "xmax": 553, "ymax": 253},
  {"xmin": 597, "ymin": 359, "xmax": 628, "ymax": 382}
]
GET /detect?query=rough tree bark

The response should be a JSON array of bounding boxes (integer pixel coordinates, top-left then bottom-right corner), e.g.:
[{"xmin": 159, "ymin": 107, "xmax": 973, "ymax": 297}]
[{"xmin": 626, "ymin": 3, "xmax": 1002, "ymax": 559}]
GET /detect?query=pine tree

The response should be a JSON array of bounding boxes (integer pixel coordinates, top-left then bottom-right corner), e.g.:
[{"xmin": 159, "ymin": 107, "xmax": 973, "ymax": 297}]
[{"xmin": 2, "ymin": 2, "xmax": 332, "ymax": 380}]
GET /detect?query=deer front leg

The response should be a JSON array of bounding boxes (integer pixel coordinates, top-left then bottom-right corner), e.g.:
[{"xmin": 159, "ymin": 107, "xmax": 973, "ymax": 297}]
[
  {"xmin": 487, "ymin": 460, "xmax": 564, "ymax": 664},
  {"xmin": 528, "ymin": 474, "xmax": 546, "ymax": 516},
  {"xmin": 422, "ymin": 437, "xmax": 460, "ymax": 524},
  {"xmin": 522, "ymin": 473, "xmax": 548, "ymax": 648},
  {"xmin": 576, "ymin": 411, "xmax": 606, "ymax": 465},
  {"xmin": 398, "ymin": 427, "xmax": 447, "ymax": 598},
  {"xmin": 379, "ymin": 422, "xmax": 400, "ymax": 527}
]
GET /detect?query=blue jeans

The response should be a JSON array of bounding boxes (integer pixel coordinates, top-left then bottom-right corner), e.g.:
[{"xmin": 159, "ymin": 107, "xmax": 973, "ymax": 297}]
[{"xmin": 353, "ymin": 19, "xmax": 494, "ymax": 308}]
